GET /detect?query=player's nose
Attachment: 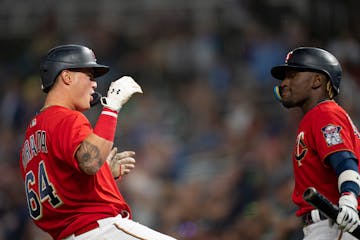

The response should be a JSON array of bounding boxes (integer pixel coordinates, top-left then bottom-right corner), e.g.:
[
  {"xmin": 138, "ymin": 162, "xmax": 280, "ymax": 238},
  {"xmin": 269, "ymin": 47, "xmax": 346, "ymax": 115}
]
[{"xmin": 280, "ymin": 78, "xmax": 290, "ymax": 87}]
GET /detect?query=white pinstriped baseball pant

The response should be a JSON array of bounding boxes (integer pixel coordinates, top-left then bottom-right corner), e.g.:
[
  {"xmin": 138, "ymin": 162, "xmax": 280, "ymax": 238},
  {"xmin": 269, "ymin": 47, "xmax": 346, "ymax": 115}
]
[
  {"xmin": 303, "ymin": 219, "xmax": 358, "ymax": 240},
  {"xmin": 63, "ymin": 214, "xmax": 177, "ymax": 240}
]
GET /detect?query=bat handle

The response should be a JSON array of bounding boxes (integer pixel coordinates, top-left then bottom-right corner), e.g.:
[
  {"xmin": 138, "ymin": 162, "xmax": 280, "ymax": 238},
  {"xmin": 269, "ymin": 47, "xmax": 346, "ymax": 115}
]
[
  {"xmin": 303, "ymin": 187, "xmax": 360, "ymax": 239},
  {"xmin": 303, "ymin": 187, "xmax": 339, "ymax": 220}
]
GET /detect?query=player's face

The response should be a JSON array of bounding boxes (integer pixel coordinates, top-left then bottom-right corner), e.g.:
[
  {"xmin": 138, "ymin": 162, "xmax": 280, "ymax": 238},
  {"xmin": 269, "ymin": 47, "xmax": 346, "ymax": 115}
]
[
  {"xmin": 69, "ymin": 68, "xmax": 97, "ymax": 111},
  {"xmin": 279, "ymin": 70, "xmax": 314, "ymax": 109}
]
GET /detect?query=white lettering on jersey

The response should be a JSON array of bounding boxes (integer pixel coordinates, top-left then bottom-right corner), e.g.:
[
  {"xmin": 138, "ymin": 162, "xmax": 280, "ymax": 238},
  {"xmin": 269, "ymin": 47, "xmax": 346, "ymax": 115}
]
[{"xmin": 22, "ymin": 130, "xmax": 48, "ymax": 168}]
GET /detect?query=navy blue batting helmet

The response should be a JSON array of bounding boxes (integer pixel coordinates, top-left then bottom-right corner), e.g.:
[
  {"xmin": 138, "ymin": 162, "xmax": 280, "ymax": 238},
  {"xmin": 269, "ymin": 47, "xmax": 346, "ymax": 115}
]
[
  {"xmin": 271, "ymin": 47, "xmax": 342, "ymax": 96},
  {"xmin": 40, "ymin": 44, "xmax": 109, "ymax": 93}
]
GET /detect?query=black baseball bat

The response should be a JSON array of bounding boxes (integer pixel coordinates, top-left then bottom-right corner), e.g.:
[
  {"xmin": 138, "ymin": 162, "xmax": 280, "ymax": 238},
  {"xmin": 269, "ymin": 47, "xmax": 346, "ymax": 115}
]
[{"xmin": 303, "ymin": 187, "xmax": 360, "ymax": 239}]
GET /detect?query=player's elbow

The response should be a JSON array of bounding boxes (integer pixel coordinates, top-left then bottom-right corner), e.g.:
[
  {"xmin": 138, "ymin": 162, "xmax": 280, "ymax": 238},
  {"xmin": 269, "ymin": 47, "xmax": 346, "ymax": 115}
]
[
  {"xmin": 79, "ymin": 161, "xmax": 102, "ymax": 175},
  {"xmin": 76, "ymin": 141, "xmax": 105, "ymax": 175}
]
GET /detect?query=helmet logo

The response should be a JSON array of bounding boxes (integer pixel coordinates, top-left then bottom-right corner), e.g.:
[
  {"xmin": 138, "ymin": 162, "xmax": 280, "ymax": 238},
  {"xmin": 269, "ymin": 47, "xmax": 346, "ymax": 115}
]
[{"xmin": 285, "ymin": 51, "xmax": 293, "ymax": 63}]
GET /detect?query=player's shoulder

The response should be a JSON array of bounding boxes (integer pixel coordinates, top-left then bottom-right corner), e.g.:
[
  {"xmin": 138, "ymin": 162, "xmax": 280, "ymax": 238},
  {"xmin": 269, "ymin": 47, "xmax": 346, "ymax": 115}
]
[
  {"xmin": 43, "ymin": 105, "xmax": 83, "ymax": 115},
  {"xmin": 39, "ymin": 106, "xmax": 88, "ymax": 124},
  {"xmin": 314, "ymin": 100, "xmax": 345, "ymax": 114},
  {"xmin": 309, "ymin": 101, "xmax": 350, "ymax": 128},
  {"xmin": 304, "ymin": 100, "xmax": 344, "ymax": 122}
]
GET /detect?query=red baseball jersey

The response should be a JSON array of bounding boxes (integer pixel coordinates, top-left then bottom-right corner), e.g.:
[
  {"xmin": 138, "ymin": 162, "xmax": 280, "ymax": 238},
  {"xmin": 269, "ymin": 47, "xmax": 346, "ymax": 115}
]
[
  {"xmin": 19, "ymin": 106, "xmax": 131, "ymax": 240},
  {"xmin": 292, "ymin": 100, "xmax": 360, "ymax": 216}
]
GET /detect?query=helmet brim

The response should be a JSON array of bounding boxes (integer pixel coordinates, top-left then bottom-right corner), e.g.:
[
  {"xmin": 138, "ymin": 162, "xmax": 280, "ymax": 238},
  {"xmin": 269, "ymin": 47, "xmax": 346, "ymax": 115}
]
[
  {"xmin": 68, "ymin": 63, "xmax": 110, "ymax": 78},
  {"xmin": 271, "ymin": 64, "xmax": 319, "ymax": 80},
  {"xmin": 93, "ymin": 65, "xmax": 110, "ymax": 78}
]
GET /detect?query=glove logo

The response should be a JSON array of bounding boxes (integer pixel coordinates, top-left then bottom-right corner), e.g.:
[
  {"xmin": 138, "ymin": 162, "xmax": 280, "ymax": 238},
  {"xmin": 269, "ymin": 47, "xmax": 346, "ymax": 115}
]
[{"xmin": 110, "ymin": 89, "xmax": 121, "ymax": 95}]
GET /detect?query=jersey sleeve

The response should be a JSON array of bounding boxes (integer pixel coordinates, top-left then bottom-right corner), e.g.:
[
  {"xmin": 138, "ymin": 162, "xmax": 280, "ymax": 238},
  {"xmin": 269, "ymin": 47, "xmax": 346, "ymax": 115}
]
[
  {"xmin": 53, "ymin": 112, "xmax": 93, "ymax": 171},
  {"xmin": 313, "ymin": 109, "xmax": 355, "ymax": 162}
]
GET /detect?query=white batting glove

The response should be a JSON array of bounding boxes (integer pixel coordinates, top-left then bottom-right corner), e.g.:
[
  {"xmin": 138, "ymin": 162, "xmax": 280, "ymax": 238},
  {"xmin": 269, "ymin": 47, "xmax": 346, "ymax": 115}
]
[
  {"xmin": 106, "ymin": 147, "xmax": 136, "ymax": 179},
  {"xmin": 337, "ymin": 192, "xmax": 359, "ymax": 232},
  {"xmin": 100, "ymin": 76, "xmax": 143, "ymax": 112}
]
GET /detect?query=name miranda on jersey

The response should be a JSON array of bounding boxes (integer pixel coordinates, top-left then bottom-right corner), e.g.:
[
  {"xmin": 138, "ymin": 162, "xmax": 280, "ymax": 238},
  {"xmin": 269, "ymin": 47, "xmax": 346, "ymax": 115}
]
[{"xmin": 22, "ymin": 130, "xmax": 48, "ymax": 168}]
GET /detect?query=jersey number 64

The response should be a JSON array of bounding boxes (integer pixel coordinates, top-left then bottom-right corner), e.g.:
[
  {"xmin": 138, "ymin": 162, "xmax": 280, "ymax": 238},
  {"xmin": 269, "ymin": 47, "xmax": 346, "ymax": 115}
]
[{"xmin": 25, "ymin": 161, "xmax": 62, "ymax": 220}]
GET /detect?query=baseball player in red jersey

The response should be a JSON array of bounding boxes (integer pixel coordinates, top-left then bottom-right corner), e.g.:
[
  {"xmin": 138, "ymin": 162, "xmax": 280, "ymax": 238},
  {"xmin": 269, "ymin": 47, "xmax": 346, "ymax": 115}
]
[
  {"xmin": 271, "ymin": 47, "xmax": 360, "ymax": 239},
  {"xmin": 19, "ymin": 44, "xmax": 177, "ymax": 240}
]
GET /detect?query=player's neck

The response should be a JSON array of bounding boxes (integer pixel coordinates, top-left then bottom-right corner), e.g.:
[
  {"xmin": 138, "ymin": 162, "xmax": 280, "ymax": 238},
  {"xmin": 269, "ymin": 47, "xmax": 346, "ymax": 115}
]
[
  {"xmin": 316, "ymin": 98, "xmax": 332, "ymax": 105},
  {"xmin": 42, "ymin": 91, "xmax": 74, "ymax": 111},
  {"xmin": 40, "ymin": 103, "xmax": 70, "ymax": 112},
  {"xmin": 302, "ymin": 97, "xmax": 332, "ymax": 115}
]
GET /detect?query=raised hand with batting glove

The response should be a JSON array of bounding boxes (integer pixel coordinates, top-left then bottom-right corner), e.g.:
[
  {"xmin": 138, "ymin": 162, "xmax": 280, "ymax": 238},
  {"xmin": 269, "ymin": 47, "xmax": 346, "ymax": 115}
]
[
  {"xmin": 337, "ymin": 192, "xmax": 359, "ymax": 233},
  {"xmin": 100, "ymin": 76, "xmax": 143, "ymax": 112}
]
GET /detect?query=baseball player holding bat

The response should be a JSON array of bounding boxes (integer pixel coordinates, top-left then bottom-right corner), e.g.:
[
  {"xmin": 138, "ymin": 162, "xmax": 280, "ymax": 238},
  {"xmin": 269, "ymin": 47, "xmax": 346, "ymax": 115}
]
[
  {"xmin": 271, "ymin": 47, "xmax": 360, "ymax": 239},
  {"xmin": 19, "ymin": 44, "xmax": 177, "ymax": 240}
]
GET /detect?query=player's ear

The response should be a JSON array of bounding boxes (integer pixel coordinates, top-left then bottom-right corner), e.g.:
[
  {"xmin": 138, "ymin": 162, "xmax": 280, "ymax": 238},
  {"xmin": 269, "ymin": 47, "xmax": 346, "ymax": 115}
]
[
  {"xmin": 59, "ymin": 70, "xmax": 72, "ymax": 86},
  {"xmin": 312, "ymin": 73, "xmax": 323, "ymax": 90}
]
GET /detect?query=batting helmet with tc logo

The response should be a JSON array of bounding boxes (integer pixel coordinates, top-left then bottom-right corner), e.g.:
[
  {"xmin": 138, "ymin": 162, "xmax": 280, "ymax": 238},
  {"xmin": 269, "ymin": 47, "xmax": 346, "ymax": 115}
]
[
  {"xmin": 271, "ymin": 47, "xmax": 342, "ymax": 96},
  {"xmin": 40, "ymin": 44, "xmax": 109, "ymax": 93}
]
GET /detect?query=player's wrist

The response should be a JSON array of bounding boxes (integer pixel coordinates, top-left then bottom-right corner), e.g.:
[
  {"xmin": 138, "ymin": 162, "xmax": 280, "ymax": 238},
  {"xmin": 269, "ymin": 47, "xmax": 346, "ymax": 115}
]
[
  {"xmin": 339, "ymin": 192, "xmax": 358, "ymax": 210},
  {"xmin": 102, "ymin": 107, "xmax": 119, "ymax": 116},
  {"xmin": 341, "ymin": 191, "xmax": 356, "ymax": 197},
  {"xmin": 93, "ymin": 107, "xmax": 118, "ymax": 142},
  {"xmin": 100, "ymin": 97, "xmax": 122, "ymax": 112}
]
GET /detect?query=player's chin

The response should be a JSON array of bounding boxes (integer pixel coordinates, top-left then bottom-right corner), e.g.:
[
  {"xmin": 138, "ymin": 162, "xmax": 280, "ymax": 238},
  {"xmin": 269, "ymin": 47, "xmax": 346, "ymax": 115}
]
[
  {"xmin": 281, "ymin": 99, "xmax": 296, "ymax": 109},
  {"xmin": 77, "ymin": 102, "xmax": 91, "ymax": 112}
]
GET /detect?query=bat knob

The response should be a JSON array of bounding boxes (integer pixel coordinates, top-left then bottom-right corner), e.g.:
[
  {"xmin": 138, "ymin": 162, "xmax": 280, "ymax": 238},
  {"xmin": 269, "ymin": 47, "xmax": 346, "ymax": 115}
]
[
  {"xmin": 90, "ymin": 92, "xmax": 102, "ymax": 107},
  {"xmin": 303, "ymin": 187, "xmax": 317, "ymax": 201}
]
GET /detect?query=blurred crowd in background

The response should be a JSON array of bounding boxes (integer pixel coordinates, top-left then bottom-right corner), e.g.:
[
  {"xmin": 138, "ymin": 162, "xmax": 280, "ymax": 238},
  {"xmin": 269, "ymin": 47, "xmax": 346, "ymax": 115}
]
[{"xmin": 1, "ymin": 0, "xmax": 360, "ymax": 239}]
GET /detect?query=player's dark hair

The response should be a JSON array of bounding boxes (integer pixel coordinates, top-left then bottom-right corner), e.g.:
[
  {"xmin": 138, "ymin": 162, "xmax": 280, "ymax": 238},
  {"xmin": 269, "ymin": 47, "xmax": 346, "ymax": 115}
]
[{"xmin": 326, "ymin": 81, "xmax": 335, "ymax": 99}]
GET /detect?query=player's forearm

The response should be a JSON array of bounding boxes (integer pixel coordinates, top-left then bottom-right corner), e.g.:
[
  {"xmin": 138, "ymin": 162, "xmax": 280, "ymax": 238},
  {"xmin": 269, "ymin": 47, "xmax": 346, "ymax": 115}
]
[
  {"xmin": 76, "ymin": 133, "xmax": 113, "ymax": 175},
  {"xmin": 77, "ymin": 76, "xmax": 142, "ymax": 175},
  {"xmin": 327, "ymin": 151, "xmax": 360, "ymax": 196},
  {"xmin": 77, "ymin": 106, "xmax": 119, "ymax": 175}
]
